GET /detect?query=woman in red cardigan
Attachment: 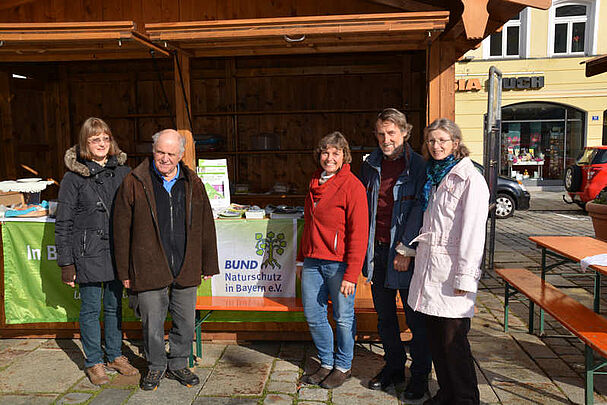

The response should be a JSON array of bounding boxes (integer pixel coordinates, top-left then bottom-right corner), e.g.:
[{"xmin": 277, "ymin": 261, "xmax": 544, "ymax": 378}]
[{"xmin": 297, "ymin": 132, "xmax": 369, "ymax": 389}]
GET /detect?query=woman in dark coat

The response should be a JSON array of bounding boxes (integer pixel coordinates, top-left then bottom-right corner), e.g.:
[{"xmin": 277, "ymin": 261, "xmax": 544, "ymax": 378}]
[{"xmin": 55, "ymin": 117, "xmax": 137, "ymax": 385}]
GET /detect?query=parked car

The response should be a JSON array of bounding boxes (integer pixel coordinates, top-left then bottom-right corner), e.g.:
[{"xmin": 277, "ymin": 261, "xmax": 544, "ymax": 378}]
[
  {"xmin": 564, "ymin": 146, "xmax": 607, "ymax": 209},
  {"xmin": 473, "ymin": 161, "xmax": 531, "ymax": 219}
]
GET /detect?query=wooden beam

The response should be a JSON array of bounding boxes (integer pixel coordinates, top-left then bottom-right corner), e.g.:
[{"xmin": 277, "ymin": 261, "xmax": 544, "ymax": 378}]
[
  {"xmin": 174, "ymin": 52, "xmax": 195, "ymax": 170},
  {"xmin": 427, "ymin": 38, "xmax": 455, "ymax": 124},
  {"xmin": 501, "ymin": 0, "xmax": 551, "ymax": 9},
  {"xmin": 0, "ymin": 21, "xmax": 135, "ymax": 42},
  {"xmin": 0, "ymin": 70, "xmax": 16, "ymax": 180},
  {"xmin": 131, "ymin": 31, "xmax": 171, "ymax": 57},
  {"xmin": 585, "ymin": 55, "xmax": 607, "ymax": 78},
  {"xmin": 0, "ymin": 50, "xmax": 159, "ymax": 62},
  {"xmin": 187, "ymin": 42, "xmax": 427, "ymax": 58},
  {"xmin": 364, "ymin": 0, "xmax": 444, "ymax": 11},
  {"xmin": 146, "ymin": 12, "xmax": 449, "ymax": 41},
  {"xmin": 461, "ymin": 0, "xmax": 490, "ymax": 40},
  {"xmin": 54, "ymin": 67, "xmax": 71, "ymax": 182}
]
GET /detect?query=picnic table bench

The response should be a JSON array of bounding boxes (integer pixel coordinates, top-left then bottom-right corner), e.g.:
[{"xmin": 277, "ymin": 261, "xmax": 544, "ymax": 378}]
[
  {"xmin": 189, "ymin": 296, "xmax": 398, "ymax": 367},
  {"xmin": 497, "ymin": 267, "xmax": 607, "ymax": 405}
]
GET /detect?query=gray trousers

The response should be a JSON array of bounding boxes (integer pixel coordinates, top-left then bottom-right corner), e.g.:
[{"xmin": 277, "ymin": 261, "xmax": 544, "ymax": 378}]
[{"xmin": 137, "ymin": 286, "xmax": 197, "ymax": 371}]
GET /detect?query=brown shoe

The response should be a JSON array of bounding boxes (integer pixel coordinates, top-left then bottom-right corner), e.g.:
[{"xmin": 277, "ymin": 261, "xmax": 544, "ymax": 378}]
[
  {"xmin": 299, "ymin": 366, "xmax": 332, "ymax": 385},
  {"xmin": 320, "ymin": 369, "xmax": 351, "ymax": 389},
  {"xmin": 86, "ymin": 363, "xmax": 110, "ymax": 385},
  {"xmin": 106, "ymin": 355, "xmax": 139, "ymax": 376}
]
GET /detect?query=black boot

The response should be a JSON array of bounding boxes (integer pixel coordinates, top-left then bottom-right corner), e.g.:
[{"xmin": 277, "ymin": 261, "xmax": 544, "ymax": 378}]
[
  {"xmin": 404, "ymin": 374, "xmax": 428, "ymax": 400},
  {"xmin": 368, "ymin": 367, "xmax": 404, "ymax": 391}
]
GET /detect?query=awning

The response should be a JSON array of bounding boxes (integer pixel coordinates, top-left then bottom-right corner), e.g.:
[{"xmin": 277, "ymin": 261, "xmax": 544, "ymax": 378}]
[
  {"xmin": 145, "ymin": 12, "xmax": 450, "ymax": 57},
  {"xmin": 0, "ymin": 21, "xmax": 170, "ymax": 62},
  {"xmin": 585, "ymin": 55, "xmax": 607, "ymax": 77}
]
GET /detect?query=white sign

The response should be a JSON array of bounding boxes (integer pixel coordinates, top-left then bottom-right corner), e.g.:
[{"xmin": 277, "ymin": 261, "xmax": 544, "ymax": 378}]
[
  {"xmin": 211, "ymin": 219, "xmax": 297, "ymax": 297},
  {"xmin": 197, "ymin": 159, "xmax": 230, "ymax": 212}
]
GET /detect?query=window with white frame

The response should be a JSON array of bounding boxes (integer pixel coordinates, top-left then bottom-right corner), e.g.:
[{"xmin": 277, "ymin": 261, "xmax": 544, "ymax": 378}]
[
  {"xmin": 483, "ymin": 10, "xmax": 528, "ymax": 59},
  {"xmin": 548, "ymin": 0, "xmax": 597, "ymax": 56}
]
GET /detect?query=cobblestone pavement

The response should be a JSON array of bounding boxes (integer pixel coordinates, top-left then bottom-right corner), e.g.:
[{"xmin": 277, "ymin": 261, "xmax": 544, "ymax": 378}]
[{"xmin": 1, "ymin": 191, "xmax": 605, "ymax": 404}]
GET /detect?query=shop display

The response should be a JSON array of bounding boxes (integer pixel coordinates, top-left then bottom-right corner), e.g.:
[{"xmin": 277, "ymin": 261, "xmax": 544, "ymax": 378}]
[{"xmin": 502, "ymin": 123, "xmax": 545, "ymax": 180}]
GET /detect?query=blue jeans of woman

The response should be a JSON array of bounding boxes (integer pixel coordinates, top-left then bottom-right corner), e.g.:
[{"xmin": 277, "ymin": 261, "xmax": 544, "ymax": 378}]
[
  {"xmin": 79, "ymin": 280, "xmax": 123, "ymax": 368},
  {"xmin": 302, "ymin": 258, "xmax": 356, "ymax": 371}
]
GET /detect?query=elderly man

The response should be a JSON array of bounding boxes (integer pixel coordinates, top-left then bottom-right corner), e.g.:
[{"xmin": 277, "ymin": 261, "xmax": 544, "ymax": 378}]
[
  {"xmin": 113, "ymin": 129, "xmax": 219, "ymax": 391},
  {"xmin": 360, "ymin": 108, "xmax": 432, "ymax": 399}
]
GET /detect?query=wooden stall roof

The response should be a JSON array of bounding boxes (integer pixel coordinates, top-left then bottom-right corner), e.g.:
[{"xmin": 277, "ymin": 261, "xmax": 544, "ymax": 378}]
[
  {"xmin": 0, "ymin": 21, "xmax": 170, "ymax": 61},
  {"xmin": 585, "ymin": 55, "xmax": 607, "ymax": 77},
  {"xmin": 0, "ymin": 0, "xmax": 552, "ymax": 61},
  {"xmin": 144, "ymin": 12, "xmax": 450, "ymax": 56}
]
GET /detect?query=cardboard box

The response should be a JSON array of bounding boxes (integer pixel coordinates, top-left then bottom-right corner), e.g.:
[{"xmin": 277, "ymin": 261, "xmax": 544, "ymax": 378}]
[{"xmin": 0, "ymin": 191, "xmax": 25, "ymax": 207}]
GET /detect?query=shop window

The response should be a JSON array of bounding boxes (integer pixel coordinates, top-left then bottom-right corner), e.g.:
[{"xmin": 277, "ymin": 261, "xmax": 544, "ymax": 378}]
[
  {"xmin": 501, "ymin": 102, "xmax": 586, "ymax": 183},
  {"xmin": 548, "ymin": 0, "xmax": 596, "ymax": 56},
  {"xmin": 483, "ymin": 10, "xmax": 528, "ymax": 59}
]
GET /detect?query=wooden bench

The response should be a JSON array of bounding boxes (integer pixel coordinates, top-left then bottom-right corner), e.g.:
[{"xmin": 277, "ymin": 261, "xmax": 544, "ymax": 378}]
[
  {"xmin": 497, "ymin": 268, "xmax": 607, "ymax": 405},
  {"xmin": 190, "ymin": 296, "xmax": 400, "ymax": 367}
]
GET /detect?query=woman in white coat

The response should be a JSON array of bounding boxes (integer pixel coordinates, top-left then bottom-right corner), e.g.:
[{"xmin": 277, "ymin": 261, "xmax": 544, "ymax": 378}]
[{"xmin": 407, "ymin": 118, "xmax": 489, "ymax": 405}]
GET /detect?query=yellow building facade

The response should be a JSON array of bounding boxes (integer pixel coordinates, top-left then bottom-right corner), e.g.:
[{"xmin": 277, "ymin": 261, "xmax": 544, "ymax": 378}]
[{"xmin": 456, "ymin": 0, "xmax": 607, "ymax": 183}]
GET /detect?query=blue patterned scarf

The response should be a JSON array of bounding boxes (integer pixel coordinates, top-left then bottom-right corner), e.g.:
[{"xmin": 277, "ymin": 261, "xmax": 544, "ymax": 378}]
[{"xmin": 421, "ymin": 154, "xmax": 460, "ymax": 211}]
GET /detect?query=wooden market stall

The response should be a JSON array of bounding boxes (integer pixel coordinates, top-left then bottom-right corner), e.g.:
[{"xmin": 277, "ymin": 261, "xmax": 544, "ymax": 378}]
[{"xmin": 0, "ymin": 0, "xmax": 550, "ymax": 339}]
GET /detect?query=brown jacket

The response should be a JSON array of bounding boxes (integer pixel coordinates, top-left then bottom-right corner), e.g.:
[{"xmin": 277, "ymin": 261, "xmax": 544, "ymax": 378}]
[{"xmin": 113, "ymin": 159, "xmax": 219, "ymax": 292}]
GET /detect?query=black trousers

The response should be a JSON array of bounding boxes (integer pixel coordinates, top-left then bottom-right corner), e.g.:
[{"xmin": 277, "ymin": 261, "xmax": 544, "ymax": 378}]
[
  {"xmin": 426, "ymin": 315, "xmax": 479, "ymax": 405},
  {"xmin": 371, "ymin": 244, "xmax": 432, "ymax": 377}
]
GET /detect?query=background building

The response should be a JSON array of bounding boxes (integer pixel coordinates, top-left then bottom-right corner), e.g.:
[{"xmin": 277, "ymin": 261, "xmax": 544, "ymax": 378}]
[{"xmin": 456, "ymin": 0, "xmax": 607, "ymax": 185}]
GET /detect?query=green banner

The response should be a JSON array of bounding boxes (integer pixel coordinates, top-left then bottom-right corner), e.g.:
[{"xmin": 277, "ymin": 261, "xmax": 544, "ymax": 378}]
[{"xmin": 2, "ymin": 220, "xmax": 305, "ymax": 325}]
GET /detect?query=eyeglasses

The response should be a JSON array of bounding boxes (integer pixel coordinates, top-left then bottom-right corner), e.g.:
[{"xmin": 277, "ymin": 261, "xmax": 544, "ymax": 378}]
[
  {"xmin": 88, "ymin": 136, "xmax": 111, "ymax": 145},
  {"xmin": 426, "ymin": 139, "xmax": 452, "ymax": 146}
]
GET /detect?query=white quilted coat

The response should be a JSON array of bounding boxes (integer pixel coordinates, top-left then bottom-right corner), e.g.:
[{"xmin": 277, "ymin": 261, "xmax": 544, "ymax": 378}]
[{"xmin": 407, "ymin": 157, "xmax": 489, "ymax": 318}]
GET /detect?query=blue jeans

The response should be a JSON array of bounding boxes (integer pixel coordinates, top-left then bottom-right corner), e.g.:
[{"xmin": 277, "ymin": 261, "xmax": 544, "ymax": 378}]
[
  {"xmin": 302, "ymin": 258, "xmax": 356, "ymax": 370},
  {"xmin": 79, "ymin": 280, "xmax": 124, "ymax": 368}
]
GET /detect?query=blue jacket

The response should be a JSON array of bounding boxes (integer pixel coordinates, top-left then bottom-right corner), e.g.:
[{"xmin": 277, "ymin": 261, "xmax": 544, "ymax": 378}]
[{"xmin": 360, "ymin": 144, "xmax": 426, "ymax": 289}]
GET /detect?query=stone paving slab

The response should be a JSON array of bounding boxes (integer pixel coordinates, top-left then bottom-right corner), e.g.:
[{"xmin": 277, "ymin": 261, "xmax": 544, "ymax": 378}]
[
  {"xmin": 491, "ymin": 381, "xmax": 569, "ymax": 404},
  {"xmin": 475, "ymin": 363, "xmax": 499, "ymax": 404},
  {"xmin": 0, "ymin": 339, "xmax": 45, "ymax": 352},
  {"xmin": 263, "ymin": 393, "xmax": 293, "ymax": 404},
  {"xmin": 196, "ymin": 343, "xmax": 227, "ymax": 368},
  {"xmin": 266, "ymin": 380, "xmax": 298, "ymax": 394},
  {"xmin": 298, "ymin": 387, "xmax": 328, "ymax": 401},
  {"xmin": 0, "ymin": 394, "xmax": 57, "ymax": 405},
  {"xmin": 199, "ymin": 345, "xmax": 273, "ymax": 396},
  {"xmin": 56, "ymin": 392, "xmax": 92, "ymax": 404},
  {"xmin": 0, "ymin": 348, "xmax": 83, "ymax": 393},
  {"xmin": 89, "ymin": 388, "xmax": 131, "ymax": 404},
  {"xmin": 192, "ymin": 397, "xmax": 259, "ymax": 405}
]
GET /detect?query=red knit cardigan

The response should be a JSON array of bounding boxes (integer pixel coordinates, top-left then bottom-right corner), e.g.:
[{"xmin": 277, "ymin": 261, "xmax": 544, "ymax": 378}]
[{"xmin": 297, "ymin": 164, "xmax": 369, "ymax": 284}]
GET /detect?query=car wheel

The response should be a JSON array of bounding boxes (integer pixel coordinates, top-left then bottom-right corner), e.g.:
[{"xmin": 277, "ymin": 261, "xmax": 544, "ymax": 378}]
[
  {"xmin": 564, "ymin": 165, "xmax": 582, "ymax": 192},
  {"xmin": 495, "ymin": 193, "xmax": 515, "ymax": 219}
]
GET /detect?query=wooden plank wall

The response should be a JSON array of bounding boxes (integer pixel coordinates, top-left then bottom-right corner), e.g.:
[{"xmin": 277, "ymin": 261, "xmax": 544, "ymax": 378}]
[
  {"xmin": 2, "ymin": 0, "xmax": 397, "ymax": 23},
  {"xmin": 191, "ymin": 51, "xmax": 426, "ymax": 199},
  {"xmin": 2, "ymin": 51, "xmax": 425, "ymax": 199}
]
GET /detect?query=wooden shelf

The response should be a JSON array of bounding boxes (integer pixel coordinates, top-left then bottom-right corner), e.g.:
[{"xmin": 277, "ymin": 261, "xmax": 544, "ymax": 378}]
[
  {"xmin": 104, "ymin": 113, "xmax": 174, "ymax": 119},
  {"xmin": 231, "ymin": 193, "xmax": 306, "ymax": 207},
  {"xmin": 192, "ymin": 108, "xmax": 422, "ymax": 117}
]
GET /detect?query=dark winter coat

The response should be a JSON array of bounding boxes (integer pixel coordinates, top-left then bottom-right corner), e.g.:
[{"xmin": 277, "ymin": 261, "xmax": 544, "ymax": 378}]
[
  {"xmin": 112, "ymin": 158, "xmax": 220, "ymax": 292},
  {"xmin": 360, "ymin": 144, "xmax": 426, "ymax": 289},
  {"xmin": 55, "ymin": 146, "xmax": 130, "ymax": 284}
]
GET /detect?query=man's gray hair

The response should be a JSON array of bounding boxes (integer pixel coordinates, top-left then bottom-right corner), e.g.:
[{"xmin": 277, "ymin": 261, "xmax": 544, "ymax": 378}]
[{"xmin": 152, "ymin": 130, "xmax": 186, "ymax": 155}]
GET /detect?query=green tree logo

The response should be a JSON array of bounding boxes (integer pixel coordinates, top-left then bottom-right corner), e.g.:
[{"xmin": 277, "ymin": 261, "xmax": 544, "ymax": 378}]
[{"xmin": 255, "ymin": 231, "xmax": 287, "ymax": 269}]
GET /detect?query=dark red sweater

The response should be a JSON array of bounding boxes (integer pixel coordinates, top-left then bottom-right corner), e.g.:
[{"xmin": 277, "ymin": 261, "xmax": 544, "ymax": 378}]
[{"xmin": 297, "ymin": 164, "xmax": 369, "ymax": 284}]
